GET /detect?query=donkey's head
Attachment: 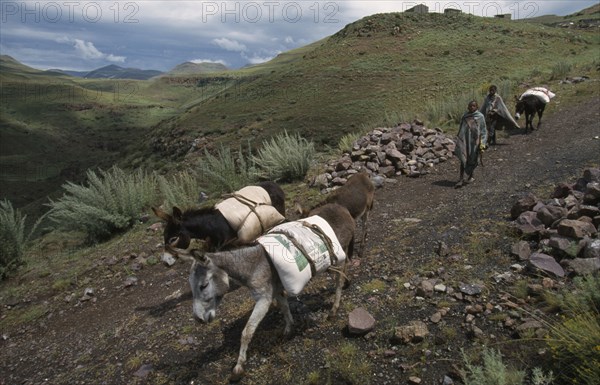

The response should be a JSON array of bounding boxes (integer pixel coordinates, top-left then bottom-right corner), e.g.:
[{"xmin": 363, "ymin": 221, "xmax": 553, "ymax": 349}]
[
  {"xmin": 514, "ymin": 96, "xmax": 525, "ymax": 120},
  {"xmin": 152, "ymin": 207, "xmax": 192, "ymax": 259},
  {"xmin": 188, "ymin": 250, "xmax": 229, "ymax": 323}
]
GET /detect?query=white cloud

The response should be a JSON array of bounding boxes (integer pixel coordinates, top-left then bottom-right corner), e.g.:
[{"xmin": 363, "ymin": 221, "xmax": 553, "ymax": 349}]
[
  {"xmin": 105, "ymin": 53, "xmax": 127, "ymax": 63},
  {"xmin": 65, "ymin": 38, "xmax": 126, "ymax": 63},
  {"xmin": 212, "ymin": 37, "xmax": 247, "ymax": 52},
  {"xmin": 242, "ymin": 51, "xmax": 277, "ymax": 65},
  {"xmin": 191, "ymin": 58, "xmax": 228, "ymax": 66},
  {"xmin": 73, "ymin": 39, "xmax": 104, "ymax": 60}
]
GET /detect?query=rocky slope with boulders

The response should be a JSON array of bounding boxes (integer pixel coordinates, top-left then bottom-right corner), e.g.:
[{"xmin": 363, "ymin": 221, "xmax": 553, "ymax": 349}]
[
  {"xmin": 312, "ymin": 122, "xmax": 456, "ymax": 189},
  {"xmin": 511, "ymin": 168, "xmax": 600, "ymax": 277}
]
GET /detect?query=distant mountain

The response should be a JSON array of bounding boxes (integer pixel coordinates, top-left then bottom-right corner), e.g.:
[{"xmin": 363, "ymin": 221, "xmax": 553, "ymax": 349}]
[
  {"xmin": 167, "ymin": 61, "xmax": 228, "ymax": 75},
  {"xmin": 1, "ymin": 55, "xmax": 45, "ymax": 75},
  {"xmin": 46, "ymin": 69, "xmax": 89, "ymax": 77},
  {"xmin": 84, "ymin": 64, "xmax": 163, "ymax": 80}
]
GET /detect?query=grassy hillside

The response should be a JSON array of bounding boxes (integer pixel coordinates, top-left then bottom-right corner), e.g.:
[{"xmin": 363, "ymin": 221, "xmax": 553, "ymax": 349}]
[
  {"xmin": 1, "ymin": 9, "xmax": 599, "ymax": 214},
  {"xmin": 0, "ymin": 57, "xmax": 200, "ymax": 213},
  {"xmin": 143, "ymin": 11, "xmax": 599, "ymax": 167}
]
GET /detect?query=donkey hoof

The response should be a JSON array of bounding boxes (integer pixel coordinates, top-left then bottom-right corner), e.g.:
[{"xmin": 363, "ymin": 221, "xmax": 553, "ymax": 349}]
[{"xmin": 230, "ymin": 366, "xmax": 245, "ymax": 382}]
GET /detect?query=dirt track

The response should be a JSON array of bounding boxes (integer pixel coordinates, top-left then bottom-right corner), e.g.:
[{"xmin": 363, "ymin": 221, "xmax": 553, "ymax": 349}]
[{"xmin": 1, "ymin": 93, "xmax": 599, "ymax": 385}]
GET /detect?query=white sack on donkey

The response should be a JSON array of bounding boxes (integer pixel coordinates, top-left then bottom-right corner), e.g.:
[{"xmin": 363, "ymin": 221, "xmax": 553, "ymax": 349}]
[
  {"xmin": 519, "ymin": 87, "xmax": 556, "ymax": 104},
  {"xmin": 515, "ymin": 87, "xmax": 555, "ymax": 133},
  {"xmin": 257, "ymin": 215, "xmax": 346, "ymax": 296},
  {"xmin": 216, "ymin": 185, "xmax": 285, "ymax": 244}
]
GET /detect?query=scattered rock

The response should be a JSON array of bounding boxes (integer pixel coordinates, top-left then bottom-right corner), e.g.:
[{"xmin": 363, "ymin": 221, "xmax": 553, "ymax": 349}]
[
  {"xmin": 147, "ymin": 222, "xmax": 163, "ymax": 232},
  {"xmin": 348, "ymin": 307, "xmax": 376, "ymax": 335},
  {"xmin": 161, "ymin": 253, "xmax": 177, "ymax": 267},
  {"xmin": 529, "ymin": 252, "xmax": 565, "ymax": 277},
  {"xmin": 391, "ymin": 320, "xmax": 429, "ymax": 345},
  {"xmin": 134, "ymin": 363, "xmax": 153, "ymax": 378},
  {"xmin": 430, "ymin": 312, "xmax": 442, "ymax": 323},
  {"xmin": 557, "ymin": 219, "xmax": 597, "ymax": 239},
  {"xmin": 459, "ymin": 283, "xmax": 483, "ymax": 296},
  {"xmin": 124, "ymin": 276, "xmax": 138, "ymax": 288},
  {"xmin": 514, "ymin": 211, "xmax": 545, "ymax": 235},
  {"xmin": 584, "ymin": 239, "xmax": 600, "ymax": 259},
  {"xmin": 511, "ymin": 241, "xmax": 531, "ymax": 260},
  {"xmin": 562, "ymin": 257, "xmax": 600, "ymax": 275},
  {"xmin": 511, "ymin": 193, "xmax": 538, "ymax": 220}
]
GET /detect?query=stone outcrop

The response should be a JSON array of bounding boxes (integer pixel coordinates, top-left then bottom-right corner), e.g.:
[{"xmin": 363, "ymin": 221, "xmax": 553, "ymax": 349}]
[
  {"xmin": 511, "ymin": 168, "xmax": 600, "ymax": 277},
  {"xmin": 312, "ymin": 121, "xmax": 455, "ymax": 189}
]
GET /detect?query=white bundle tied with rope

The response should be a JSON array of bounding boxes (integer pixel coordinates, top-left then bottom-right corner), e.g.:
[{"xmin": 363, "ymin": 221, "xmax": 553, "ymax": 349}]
[
  {"xmin": 257, "ymin": 215, "xmax": 347, "ymax": 296},
  {"xmin": 215, "ymin": 186, "xmax": 285, "ymax": 245},
  {"xmin": 520, "ymin": 87, "xmax": 556, "ymax": 104}
]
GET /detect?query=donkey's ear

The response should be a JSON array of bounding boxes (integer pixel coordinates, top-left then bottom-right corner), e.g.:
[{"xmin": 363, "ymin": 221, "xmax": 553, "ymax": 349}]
[
  {"xmin": 294, "ymin": 201, "xmax": 308, "ymax": 217},
  {"xmin": 152, "ymin": 207, "xmax": 171, "ymax": 222},
  {"xmin": 172, "ymin": 206, "xmax": 183, "ymax": 220},
  {"xmin": 191, "ymin": 249, "xmax": 209, "ymax": 264}
]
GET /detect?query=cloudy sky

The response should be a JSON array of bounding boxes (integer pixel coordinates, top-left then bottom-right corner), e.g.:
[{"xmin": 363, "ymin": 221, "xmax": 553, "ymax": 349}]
[{"xmin": 1, "ymin": 1, "xmax": 597, "ymax": 72}]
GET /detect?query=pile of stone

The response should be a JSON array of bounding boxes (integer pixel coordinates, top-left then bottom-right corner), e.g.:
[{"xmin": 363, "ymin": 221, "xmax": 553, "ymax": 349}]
[
  {"xmin": 511, "ymin": 168, "xmax": 600, "ymax": 277},
  {"xmin": 311, "ymin": 121, "xmax": 456, "ymax": 189}
]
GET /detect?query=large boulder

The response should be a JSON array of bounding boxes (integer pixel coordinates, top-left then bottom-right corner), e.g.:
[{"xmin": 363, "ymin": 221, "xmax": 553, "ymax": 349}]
[
  {"xmin": 529, "ymin": 252, "xmax": 565, "ymax": 278},
  {"xmin": 557, "ymin": 219, "xmax": 597, "ymax": 239},
  {"xmin": 536, "ymin": 205, "xmax": 568, "ymax": 227},
  {"xmin": 511, "ymin": 193, "xmax": 539, "ymax": 220},
  {"xmin": 514, "ymin": 211, "xmax": 545, "ymax": 235}
]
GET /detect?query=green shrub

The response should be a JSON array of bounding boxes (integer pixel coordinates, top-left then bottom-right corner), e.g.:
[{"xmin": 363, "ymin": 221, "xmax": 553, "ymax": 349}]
[
  {"xmin": 546, "ymin": 311, "xmax": 600, "ymax": 385},
  {"xmin": 253, "ymin": 131, "xmax": 315, "ymax": 182},
  {"xmin": 0, "ymin": 200, "xmax": 43, "ymax": 279},
  {"xmin": 545, "ymin": 275, "xmax": 600, "ymax": 385},
  {"xmin": 158, "ymin": 170, "xmax": 202, "ymax": 210},
  {"xmin": 550, "ymin": 61, "xmax": 572, "ymax": 80},
  {"xmin": 426, "ymin": 89, "xmax": 483, "ymax": 127},
  {"xmin": 47, "ymin": 166, "xmax": 159, "ymax": 243},
  {"xmin": 198, "ymin": 145, "xmax": 258, "ymax": 195},
  {"xmin": 531, "ymin": 367, "xmax": 555, "ymax": 385},
  {"xmin": 461, "ymin": 347, "xmax": 525, "ymax": 385},
  {"xmin": 559, "ymin": 275, "xmax": 600, "ymax": 313}
]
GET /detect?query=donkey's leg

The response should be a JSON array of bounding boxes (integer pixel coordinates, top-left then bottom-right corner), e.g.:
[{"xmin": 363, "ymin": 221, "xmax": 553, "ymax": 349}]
[
  {"xmin": 357, "ymin": 212, "xmax": 369, "ymax": 257},
  {"xmin": 537, "ymin": 108, "xmax": 544, "ymax": 129},
  {"xmin": 274, "ymin": 291, "xmax": 294, "ymax": 336},
  {"xmin": 526, "ymin": 113, "xmax": 533, "ymax": 133},
  {"xmin": 329, "ymin": 261, "xmax": 347, "ymax": 318},
  {"xmin": 231, "ymin": 297, "xmax": 271, "ymax": 381}
]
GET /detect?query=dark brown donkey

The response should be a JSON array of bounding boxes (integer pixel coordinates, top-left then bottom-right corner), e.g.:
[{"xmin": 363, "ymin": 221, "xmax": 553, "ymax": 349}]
[
  {"xmin": 152, "ymin": 181, "xmax": 285, "ymax": 259},
  {"xmin": 298, "ymin": 171, "xmax": 374, "ymax": 256}
]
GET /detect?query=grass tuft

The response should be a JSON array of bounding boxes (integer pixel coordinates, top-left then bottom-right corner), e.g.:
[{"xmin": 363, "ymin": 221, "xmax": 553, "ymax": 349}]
[
  {"xmin": 253, "ymin": 131, "xmax": 315, "ymax": 182},
  {"xmin": 198, "ymin": 144, "xmax": 259, "ymax": 195},
  {"xmin": 47, "ymin": 166, "xmax": 159, "ymax": 244},
  {"xmin": 461, "ymin": 347, "xmax": 525, "ymax": 385},
  {"xmin": 0, "ymin": 199, "xmax": 44, "ymax": 279}
]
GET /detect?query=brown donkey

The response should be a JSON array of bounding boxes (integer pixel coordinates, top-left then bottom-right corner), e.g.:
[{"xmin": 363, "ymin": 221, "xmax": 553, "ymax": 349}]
[{"xmin": 298, "ymin": 171, "xmax": 374, "ymax": 256}]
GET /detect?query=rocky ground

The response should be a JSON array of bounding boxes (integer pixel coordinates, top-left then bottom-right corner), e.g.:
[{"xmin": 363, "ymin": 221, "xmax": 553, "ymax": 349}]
[{"xmin": 1, "ymin": 90, "xmax": 599, "ymax": 385}]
